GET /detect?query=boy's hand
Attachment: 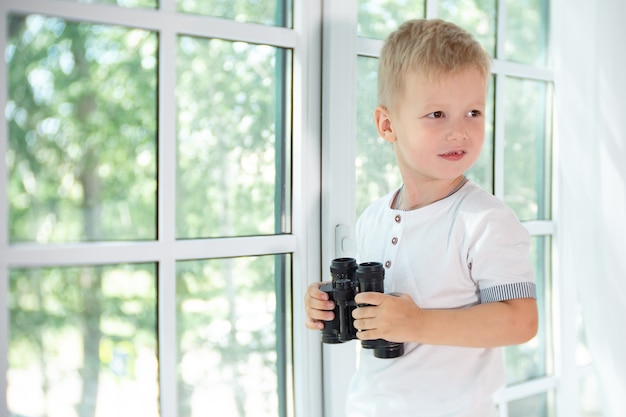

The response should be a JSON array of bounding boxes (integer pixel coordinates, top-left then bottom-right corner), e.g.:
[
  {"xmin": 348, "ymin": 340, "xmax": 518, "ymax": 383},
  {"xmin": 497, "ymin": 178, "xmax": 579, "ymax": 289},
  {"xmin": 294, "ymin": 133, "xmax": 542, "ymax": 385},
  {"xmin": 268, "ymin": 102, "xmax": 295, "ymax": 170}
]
[
  {"xmin": 353, "ymin": 293, "xmax": 538, "ymax": 347},
  {"xmin": 304, "ymin": 282, "xmax": 335, "ymax": 330},
  {"xmin": 352, "ymin": 292, "xmax": 420, "ymax": 343}
]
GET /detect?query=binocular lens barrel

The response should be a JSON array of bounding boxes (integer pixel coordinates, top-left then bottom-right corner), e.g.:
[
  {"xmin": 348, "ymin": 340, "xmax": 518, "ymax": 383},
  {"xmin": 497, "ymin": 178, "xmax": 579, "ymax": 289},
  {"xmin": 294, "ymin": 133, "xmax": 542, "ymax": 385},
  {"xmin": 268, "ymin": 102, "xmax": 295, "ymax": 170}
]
[
  {"xmin": 320, "ymin": 258, "xmax": 404, "ymax": 359},
  {"xmin": 321, "ymin": 258, "xmax": 358, "ymax": 343},
  {"xmin": 356, "ymin": 261, "xmax": 385, "ymax": 295},
  {"xmin": 330, "ymin": 257, "xmax": 357, "ymax": 281}
]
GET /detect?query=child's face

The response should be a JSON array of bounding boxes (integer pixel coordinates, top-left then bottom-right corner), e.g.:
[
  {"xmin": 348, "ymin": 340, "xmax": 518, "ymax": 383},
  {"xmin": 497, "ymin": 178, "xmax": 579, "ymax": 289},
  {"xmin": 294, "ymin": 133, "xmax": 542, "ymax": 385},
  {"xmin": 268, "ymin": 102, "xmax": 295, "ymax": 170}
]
[{"xmin": 376, "ymin": 67, "xmax": 487, "ymax": 185}]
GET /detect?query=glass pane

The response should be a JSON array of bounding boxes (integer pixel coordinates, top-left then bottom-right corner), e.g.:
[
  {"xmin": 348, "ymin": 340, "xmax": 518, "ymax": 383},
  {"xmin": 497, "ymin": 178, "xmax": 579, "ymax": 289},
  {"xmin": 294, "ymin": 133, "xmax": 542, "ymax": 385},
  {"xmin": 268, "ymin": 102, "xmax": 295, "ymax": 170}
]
[
  {"xmin": 8, "ymin": 264, "xmax": 158, "ymax": 417},
  {"xmin": 176, "ymin": 37, "xmax": 292, "ymax": 238},
  {"xmin": 55, "ymin": 0, "xmax": 156, "ymax": 8},
  {"xmin": 358, "ymin": 0, "xmax": 426, "ymax": 40},
  {"xmin": 355, "ymin": 59, "xmax": 494, "ymax": 217},
  {"xmin": 355, "ymin": 56, "xmax": 400, "ymax": 217},
  {"xmin": 508, "ymin": 391, "xmax": 555, "ymax": 417},
  {"xmin": 176, "ymin": 255, "xmax": 292, "ymax": 417},
  {"xmin": 6, "ymin": 15, "xmax": 158, "ymax": 243},
  {"xmin": 503, "ymin": 77, "xmax": 552, "ymax": 221},
  {"xmin": 466, "ymin": 75, "xmax": 495, "ymax": 194},
  {"xmin": 438, "ymin": 0, "xmax": 497, "ymax": 57},
  {"xmin": 177, "ymin": 0, "xmax": 292, "ymax": 27},
  {"xmin": 505, "ymin": 0, "xmax": 549, "ymax": 65},
  {"xmin": 505, "ymin": 236, "xmax": 552, "ymax": 385}
]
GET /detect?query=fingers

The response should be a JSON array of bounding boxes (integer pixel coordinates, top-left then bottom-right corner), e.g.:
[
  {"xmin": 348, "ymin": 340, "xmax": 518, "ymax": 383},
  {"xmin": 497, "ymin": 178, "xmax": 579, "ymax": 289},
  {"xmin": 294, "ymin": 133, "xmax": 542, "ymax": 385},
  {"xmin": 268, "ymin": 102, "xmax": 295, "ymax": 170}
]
[
  {"xmin": 351, "ymin": 292, "xmax": 414, "ymax": 342},
  {"xmin": 356, "ymin": 329, "xmax": 378, "ymax": 340},
  {"xmin": 304, "ymin": 281, "xmax": 329, "ymax": 302},
  {"xmin": 304, "ymin": 282, "xmax": 334, "ymax": 330},
  {"xmin": 351, "ymin": 303, "xmax": 377, "ymax": 339},
  {"xmin": 354, "ymin": 291, "xmax": 386, "ymax": 306},
  {"xmin": 305, "ymin": 316, "xmax": 325, "ymax": 330}
]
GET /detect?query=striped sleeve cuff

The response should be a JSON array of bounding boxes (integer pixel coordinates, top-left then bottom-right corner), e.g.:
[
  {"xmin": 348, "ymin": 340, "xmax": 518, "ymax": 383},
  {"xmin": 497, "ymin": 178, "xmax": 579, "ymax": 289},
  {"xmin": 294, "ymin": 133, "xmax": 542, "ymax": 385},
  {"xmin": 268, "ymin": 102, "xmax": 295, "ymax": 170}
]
[{"xmin": 480, "ymin": 282, "xmax": 537, "ymax": 303}]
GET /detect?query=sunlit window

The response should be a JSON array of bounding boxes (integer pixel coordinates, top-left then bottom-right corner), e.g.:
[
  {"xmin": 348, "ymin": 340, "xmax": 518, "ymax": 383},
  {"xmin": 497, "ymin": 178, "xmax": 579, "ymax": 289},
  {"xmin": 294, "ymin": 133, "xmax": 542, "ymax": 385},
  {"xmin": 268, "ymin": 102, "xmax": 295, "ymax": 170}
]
[{"xmin": 3, "ymin": 1, "xmax": 295, "ymax": 417}]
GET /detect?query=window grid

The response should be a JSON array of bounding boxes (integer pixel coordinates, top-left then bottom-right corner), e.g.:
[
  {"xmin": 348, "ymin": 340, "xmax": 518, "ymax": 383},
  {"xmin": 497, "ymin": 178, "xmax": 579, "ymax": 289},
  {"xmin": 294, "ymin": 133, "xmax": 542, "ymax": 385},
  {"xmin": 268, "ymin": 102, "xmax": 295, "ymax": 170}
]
[{"xmin": 0, "ymin": 1, "xmax": 323, "ymax": 417}]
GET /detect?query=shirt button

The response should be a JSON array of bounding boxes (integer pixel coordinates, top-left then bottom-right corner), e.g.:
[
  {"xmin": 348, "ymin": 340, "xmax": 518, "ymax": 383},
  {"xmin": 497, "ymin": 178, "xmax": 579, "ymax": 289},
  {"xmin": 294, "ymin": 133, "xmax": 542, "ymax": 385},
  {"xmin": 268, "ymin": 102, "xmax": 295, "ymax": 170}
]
[
  {"xmin": 391, "ymin": 237, "xmax": 398, "ymax": 245},
  {"xmin": 385, "ymin": 260, "xmax": 391, "ymax": 268},
  {"xmin": 394, "ymin": 215, "xmax": 401, "ymax": 223}
]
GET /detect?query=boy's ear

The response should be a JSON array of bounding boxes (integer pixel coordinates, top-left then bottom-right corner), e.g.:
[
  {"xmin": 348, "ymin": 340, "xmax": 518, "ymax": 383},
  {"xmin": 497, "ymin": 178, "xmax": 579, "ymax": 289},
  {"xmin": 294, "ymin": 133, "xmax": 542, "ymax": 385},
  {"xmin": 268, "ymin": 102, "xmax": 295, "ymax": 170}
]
[{"xmin": 374, "ymin": 105, "xmax": 396, "ymax": 143}]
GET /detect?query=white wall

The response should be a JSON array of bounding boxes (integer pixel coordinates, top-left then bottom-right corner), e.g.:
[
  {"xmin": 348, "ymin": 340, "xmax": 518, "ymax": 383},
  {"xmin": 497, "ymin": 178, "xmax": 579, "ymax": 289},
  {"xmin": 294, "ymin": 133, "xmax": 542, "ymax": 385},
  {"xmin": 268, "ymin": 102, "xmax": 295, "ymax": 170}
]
[{"xmin": 553, "ymin": 1, "xmax": 626, "ymax": 416}]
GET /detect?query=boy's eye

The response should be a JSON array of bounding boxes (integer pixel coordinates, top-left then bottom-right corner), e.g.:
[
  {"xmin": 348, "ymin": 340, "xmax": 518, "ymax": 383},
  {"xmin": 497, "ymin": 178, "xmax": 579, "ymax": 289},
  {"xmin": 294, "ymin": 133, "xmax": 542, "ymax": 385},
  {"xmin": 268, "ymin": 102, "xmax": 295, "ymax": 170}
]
[
  {"xmin": 427, "ymin": 111, "xmax": 445, "ymax": 119},
  {"xmin": 466, "ymin": 110, "xmax": 482, "ymax": 117}
]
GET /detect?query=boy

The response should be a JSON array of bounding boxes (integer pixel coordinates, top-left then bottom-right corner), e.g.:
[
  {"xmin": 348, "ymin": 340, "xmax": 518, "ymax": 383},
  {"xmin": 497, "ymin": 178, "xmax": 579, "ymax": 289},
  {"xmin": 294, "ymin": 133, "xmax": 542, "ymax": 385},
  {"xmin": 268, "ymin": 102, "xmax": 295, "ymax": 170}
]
[{"xmin": 305, "ymin": 19, "xmax": 538, "ymax": 417}]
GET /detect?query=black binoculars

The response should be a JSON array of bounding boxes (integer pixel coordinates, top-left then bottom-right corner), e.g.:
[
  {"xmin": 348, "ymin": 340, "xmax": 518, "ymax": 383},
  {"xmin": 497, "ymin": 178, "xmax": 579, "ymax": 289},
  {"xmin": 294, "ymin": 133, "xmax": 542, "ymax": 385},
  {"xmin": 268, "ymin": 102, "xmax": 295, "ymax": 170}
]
[{"xmin": 320, "ymin": 258, "xmax": 404, "ymax": 359}]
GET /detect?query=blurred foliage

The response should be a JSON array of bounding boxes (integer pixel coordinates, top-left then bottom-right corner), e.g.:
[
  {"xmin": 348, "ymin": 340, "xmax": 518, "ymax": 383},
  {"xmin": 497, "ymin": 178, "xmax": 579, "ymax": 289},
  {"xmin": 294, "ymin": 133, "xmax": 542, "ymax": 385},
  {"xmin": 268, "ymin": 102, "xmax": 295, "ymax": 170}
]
[
  {"xmin": 175, "ymin": 37, "xmax": 291, "ymax": 238},
  {"xmin": 7, "ymin": 15, "xmax": 157, "ymax": 243},
  {"xmin": 358, "ymin": 0, "xmax": 496, "ymax": 57},
  {"xmin": 503, "ymin": 77, "xmax": 552, "ymax": 221},
  {"xmin": 357, "ymin": 0, "xmax": 426, "ymax": 39},
  {"xmin": 355, "ymin": 56, "xmax": 399, "ymax": 214},
  {"xmin": 176, "ymin": 255, "xmax": 285, "ymax": 417},
  {"xmin": 506, "ymin": 0, "xmax": 550, "ymax": 65},
  {"xmin": 8, "ymin": 264, "xmax": 158, "ymax": 417},
  {"xmin": 7, "ymin": 17, "xmax": 158, "ymax": 417},
  {"xmin": 438, "ymin": 0, "xmax": 497, "ymax": 57},
  {"xmin": 358, "ymin": 0, "xmax": 549, "ymax": 65},
  {"xmin": 6, "ymin": 5, "xmax": 290, "ymax": 417}
]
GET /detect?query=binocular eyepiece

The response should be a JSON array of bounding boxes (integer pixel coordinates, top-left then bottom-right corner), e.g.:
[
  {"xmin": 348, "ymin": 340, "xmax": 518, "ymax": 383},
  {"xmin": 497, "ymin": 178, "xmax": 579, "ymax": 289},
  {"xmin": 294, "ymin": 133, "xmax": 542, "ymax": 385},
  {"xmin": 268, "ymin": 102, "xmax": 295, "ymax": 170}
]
[{"xmin": 320, "ymin": 258, "xmax": 404, "ymax": 359}]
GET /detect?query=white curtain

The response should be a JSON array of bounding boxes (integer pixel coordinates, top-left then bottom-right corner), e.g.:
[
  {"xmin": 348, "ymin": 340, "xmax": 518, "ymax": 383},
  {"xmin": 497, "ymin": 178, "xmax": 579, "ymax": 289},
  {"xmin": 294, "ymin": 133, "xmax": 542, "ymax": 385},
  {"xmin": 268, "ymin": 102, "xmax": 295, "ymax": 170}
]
[{"xmin": 553, "ymin": 1, "xmax": 626, "ymax": 416}]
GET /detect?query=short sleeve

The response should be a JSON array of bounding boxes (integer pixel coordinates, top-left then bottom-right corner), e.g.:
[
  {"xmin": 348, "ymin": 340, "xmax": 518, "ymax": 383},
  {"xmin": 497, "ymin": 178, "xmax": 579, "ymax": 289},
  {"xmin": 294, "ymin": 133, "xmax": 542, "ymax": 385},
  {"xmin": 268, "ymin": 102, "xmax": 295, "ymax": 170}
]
[{"xmin": 467, "ymin": 203, "xmax": 536, "ymax": 303}]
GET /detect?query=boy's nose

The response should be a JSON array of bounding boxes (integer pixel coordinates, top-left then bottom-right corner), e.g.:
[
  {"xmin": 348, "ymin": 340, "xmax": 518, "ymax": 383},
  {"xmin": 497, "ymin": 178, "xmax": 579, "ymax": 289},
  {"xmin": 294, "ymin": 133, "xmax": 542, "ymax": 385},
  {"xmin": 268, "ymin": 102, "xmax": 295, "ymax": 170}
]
[{"xmin": 446, "ymin": 121, "xmax": 468, "ymax": 141}]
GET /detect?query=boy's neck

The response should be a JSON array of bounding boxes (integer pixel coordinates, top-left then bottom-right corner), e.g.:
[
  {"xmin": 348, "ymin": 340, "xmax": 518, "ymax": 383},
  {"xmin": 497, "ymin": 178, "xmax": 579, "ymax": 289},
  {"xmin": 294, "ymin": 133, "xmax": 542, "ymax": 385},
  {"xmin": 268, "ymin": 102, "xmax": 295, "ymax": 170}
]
[{"xmin": 395, "ymin": 176, "xmax": 468, "ymax": 210}]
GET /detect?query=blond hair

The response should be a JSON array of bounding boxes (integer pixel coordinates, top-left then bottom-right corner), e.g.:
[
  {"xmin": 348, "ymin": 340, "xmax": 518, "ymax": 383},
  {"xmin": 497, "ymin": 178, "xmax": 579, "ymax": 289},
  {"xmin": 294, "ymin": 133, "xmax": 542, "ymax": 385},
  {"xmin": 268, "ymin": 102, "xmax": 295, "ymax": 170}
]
[{"xmin": 378, "ymin": 19, "xmax": 492, "ymax": 110}]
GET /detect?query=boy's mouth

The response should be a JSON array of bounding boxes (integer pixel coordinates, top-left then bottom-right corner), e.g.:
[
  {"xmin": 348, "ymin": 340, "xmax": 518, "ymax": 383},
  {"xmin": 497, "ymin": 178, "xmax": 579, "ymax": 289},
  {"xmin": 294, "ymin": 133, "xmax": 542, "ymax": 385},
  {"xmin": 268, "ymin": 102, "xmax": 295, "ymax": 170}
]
[{"xmin": 439, "ymin": 150, "xmax": 466, "ymax": 161}]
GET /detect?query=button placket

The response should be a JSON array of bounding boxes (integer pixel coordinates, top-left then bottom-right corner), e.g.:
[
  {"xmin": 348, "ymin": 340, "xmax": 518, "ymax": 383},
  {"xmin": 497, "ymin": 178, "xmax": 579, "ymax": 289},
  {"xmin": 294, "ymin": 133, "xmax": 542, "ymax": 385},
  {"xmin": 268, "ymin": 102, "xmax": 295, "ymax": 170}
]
[{"xmin": 383, "ymin": 211, "xmax": 404, "ymax": 291}]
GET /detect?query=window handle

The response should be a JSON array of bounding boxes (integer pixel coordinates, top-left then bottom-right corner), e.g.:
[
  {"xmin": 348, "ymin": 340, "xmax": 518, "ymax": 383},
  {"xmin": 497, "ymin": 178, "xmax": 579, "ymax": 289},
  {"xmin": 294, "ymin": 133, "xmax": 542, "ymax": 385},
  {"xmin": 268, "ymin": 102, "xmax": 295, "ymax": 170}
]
[{"xmin": 335, "ymin": 224, "xmax": 356, "ymax": 258}]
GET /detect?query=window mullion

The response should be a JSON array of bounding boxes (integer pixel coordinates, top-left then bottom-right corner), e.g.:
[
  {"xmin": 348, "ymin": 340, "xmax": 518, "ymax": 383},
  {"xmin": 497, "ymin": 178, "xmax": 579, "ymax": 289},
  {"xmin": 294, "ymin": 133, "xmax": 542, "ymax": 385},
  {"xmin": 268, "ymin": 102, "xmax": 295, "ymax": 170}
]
[
  {"xmin": 322, "ymin": 0, "xmax": 358, "ymax": 261},
  {"xmin": 321, "ymin": 1, "xmax": 358, "ymax": 416},
  {"xmin": 158, "ymin": 27, "xmax": 177, "ymax": 247},
  {"xmin": 291, "ymin": 0, "xmax": 324, "ymax": 416},
  {"xmin": 493, "ymin": 0, "xmax": 507, "ymax": 201},
  {"xmin": 425, "ymin": 0, "xmax": 439, "ymax": 18},
  {"xmin": 494, "ymin": 72, "xmax": 506, "ymax": 200},
  {"xmin": 158, "ymin": 259, "xmax": 178, "ymax": 417},
  {"xmin": 0, "ymin": 265, "xmax": 8, "ymax": 417},
  {"xmin": 158, "ymin": 22, "xmax": 178, "ymax": 417}
]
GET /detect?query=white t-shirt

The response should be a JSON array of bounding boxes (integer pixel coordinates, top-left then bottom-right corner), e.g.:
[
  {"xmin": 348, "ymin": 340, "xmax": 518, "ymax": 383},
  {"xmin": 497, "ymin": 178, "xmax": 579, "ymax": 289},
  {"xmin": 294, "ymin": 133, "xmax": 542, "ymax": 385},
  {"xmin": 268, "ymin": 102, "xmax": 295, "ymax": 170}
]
[{"xmin": 347, "ymin": 180, "xmax": 536, "ymax": 417}]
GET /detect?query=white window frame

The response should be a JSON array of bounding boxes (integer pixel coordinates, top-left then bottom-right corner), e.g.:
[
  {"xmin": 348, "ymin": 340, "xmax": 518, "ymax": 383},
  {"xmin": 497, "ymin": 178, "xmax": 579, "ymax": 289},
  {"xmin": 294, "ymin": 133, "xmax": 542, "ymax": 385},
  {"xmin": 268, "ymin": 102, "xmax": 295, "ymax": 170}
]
[{"xmin": 0, "ymin": 1, "xmax": 324, "ymax": 416}]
